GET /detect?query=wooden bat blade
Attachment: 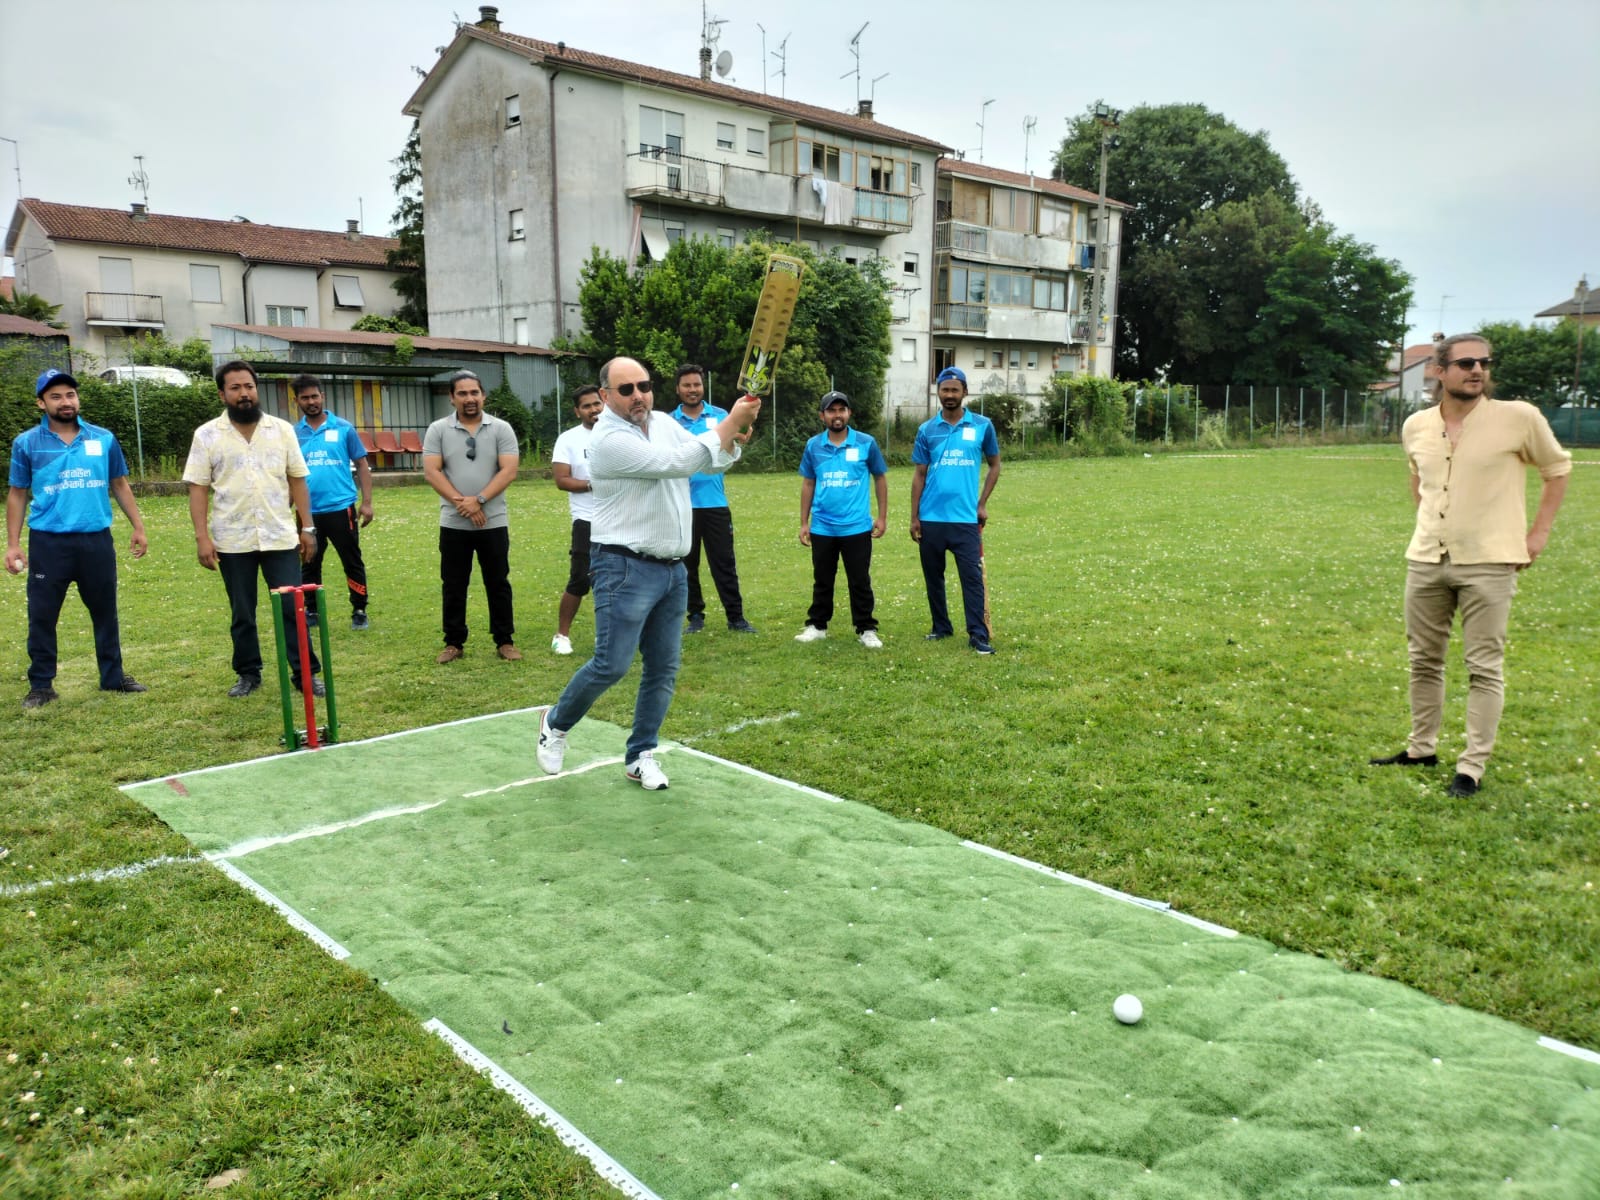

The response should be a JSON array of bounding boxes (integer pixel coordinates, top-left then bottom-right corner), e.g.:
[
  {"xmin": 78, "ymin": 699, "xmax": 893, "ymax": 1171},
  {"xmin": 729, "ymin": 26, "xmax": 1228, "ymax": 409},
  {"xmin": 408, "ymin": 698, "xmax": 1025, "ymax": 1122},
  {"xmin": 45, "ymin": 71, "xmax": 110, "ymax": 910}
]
[
  {"xmin": 737, "ymin": 253, "xmax": 806, "ymax": 395},
  {"xmin": 980, "ymin": 536, "xmax": 992, "ymax": 637}
]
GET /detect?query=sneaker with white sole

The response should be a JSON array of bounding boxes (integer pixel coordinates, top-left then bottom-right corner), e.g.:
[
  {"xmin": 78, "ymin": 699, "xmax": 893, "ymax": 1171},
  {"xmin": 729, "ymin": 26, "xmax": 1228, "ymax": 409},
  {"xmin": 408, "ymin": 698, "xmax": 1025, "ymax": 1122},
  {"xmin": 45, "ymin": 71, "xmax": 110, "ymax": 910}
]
[
  {"xmin": 625, "ymin": 753, "xmax": 669, "ymax": 790},
  {"xmin": 794, "ymin": 624, "xmax": 827, "ymax": 643},
  {"xmin": 551, "ymin": 633, "xmax": 573, "ymax": 655},
  {"xmin": 537, "ymin": 709, "xmax": 568, "ymax": 774},
  {"xmin": 858, "ymin": 629, "xmax": 883, "ymax": 649}
]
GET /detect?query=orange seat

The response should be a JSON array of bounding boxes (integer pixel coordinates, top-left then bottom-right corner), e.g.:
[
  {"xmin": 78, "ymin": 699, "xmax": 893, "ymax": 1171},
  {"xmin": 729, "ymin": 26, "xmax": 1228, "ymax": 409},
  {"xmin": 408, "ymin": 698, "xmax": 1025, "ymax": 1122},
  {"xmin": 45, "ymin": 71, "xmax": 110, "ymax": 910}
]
[
  {"xmin": 357, "ymin": 430, "xmax": 379, "ymax": 456},
  {"xmin": 374, "ymin": 429, "xmax": 408, "ymax": 469},
  {"xmin": 398, "ymin": 429, "xmax": 425, "ymax": 455}
]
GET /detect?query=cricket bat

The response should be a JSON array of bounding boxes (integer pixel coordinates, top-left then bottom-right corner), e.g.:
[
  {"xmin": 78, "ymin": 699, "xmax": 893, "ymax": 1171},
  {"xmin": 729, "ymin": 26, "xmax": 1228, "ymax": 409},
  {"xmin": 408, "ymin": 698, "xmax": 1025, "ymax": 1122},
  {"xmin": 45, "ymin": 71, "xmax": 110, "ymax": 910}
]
[
  {"xmin": 980, "ymin": 532, "xmax": 993, "ymax": 637},
  {"xmin": 736, "ymin": 253, "xmax": 806, "ymax": 397}
]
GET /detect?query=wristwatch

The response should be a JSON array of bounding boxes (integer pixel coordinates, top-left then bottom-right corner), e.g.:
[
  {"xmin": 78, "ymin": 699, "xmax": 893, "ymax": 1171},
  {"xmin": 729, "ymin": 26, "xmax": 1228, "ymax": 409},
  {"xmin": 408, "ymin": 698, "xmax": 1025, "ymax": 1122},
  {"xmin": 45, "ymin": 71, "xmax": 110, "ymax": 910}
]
[
  {"xmin": 475, "ymin": 493, "xmax": 487, "ymax": 506},
  {"xmin": 301, "ymin": 526, "xmax": 316, "ymax": 534}
]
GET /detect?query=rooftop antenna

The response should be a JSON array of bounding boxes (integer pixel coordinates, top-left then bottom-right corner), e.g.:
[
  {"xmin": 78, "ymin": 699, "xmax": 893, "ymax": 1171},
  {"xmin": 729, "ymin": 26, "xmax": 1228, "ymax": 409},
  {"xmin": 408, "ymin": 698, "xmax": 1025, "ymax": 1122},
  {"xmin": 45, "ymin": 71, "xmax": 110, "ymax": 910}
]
[
  {"xmin": 128, "ymin": 155, "xmax": 150, "ymax": 207},
  {"xmin": 841, "ymin": 21, "xmax": 868, "ymax": 104},
  {"xmin": 699, "ymin": 1, "xmax": 727, "ymax": 81},
  {"xmin": 976, "ymin": 99, "xmax": 994, "ymax": 163},
  {"xmin": 870, "ymin": 71, "xmax": 889, "ymax": 103},
  {"xmin": 0, "ymin": 137, "xmax": 21, "ymax": 201},
  {"xmin": 1023, "ymin": 115, "xmax": 1038, "ymax": 175},
  {"xmin": 771, "ymin": 33, "xmax": 790, "ymax": 97},
  {"xmin": 757, "ymin": 23, "xmax": 767, "ymax": 92}
]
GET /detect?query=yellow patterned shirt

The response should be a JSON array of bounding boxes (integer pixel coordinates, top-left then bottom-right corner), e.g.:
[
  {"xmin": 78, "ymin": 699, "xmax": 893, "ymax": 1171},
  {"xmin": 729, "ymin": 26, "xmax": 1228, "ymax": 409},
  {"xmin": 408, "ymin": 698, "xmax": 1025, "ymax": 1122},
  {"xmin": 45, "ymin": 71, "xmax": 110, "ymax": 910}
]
[{"xmin": 183, "ymin": 413, "xmax": 308, "ymax": 553}]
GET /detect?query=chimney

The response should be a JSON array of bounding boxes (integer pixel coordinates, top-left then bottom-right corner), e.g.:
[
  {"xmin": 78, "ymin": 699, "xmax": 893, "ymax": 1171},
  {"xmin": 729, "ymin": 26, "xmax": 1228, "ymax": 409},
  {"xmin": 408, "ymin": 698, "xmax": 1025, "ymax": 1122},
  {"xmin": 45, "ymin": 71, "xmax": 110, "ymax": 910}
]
[
  {"xmin": 857, "ymin": 99, "xmax": 874, "ymax": 120},
  {"xmin": 476, "ymin": 6, "xmax": 500, "ymax": 31},
  {"xmin": 346, "ymin": 219, "xmax": 361, "ymax": 241},
  {"xmin": 699, "ymin": 44, "xmax": 712, "ymax": 81},
  {"xmin": 130, "ymin": 202, "xmax": 148, "ymax": 221}
]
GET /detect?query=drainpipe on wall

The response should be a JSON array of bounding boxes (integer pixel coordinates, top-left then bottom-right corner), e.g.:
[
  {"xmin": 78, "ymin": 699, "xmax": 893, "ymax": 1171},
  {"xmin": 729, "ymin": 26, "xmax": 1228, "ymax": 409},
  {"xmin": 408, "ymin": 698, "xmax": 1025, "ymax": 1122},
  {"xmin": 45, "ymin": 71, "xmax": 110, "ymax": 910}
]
[
  {"xmin": 241, "ymin": 258, "xmax": 256, "ymax": 328},
  {"xmin": 548, "ymin": 63, "xmax": 564, "ymax": 343}
]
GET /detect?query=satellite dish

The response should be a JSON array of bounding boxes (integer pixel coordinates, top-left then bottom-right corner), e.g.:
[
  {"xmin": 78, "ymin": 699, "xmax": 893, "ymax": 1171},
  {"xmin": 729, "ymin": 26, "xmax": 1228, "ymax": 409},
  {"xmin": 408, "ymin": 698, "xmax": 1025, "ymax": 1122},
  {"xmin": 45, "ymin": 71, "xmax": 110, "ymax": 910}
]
[{"xmin": 715, "ymin": 49, "xmax": 733, "ymax": 77}]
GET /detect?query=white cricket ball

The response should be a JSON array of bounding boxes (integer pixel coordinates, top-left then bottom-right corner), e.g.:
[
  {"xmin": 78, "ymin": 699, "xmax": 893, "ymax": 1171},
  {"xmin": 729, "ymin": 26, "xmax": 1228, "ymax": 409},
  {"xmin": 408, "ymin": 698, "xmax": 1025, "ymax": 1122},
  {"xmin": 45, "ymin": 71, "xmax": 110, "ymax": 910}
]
[{"xmin": 1113, "ymin": 994, "xmax": 1143, "ymax": 1025}]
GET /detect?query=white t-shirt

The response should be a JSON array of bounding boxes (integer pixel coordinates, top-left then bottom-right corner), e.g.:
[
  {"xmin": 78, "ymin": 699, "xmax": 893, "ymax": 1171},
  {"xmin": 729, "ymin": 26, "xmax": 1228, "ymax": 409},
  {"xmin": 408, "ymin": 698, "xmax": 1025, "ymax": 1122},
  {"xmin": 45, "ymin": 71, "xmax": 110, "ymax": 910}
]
[{"xmin": 551, "ymin": 423, "xmax": 595, "ymax": 522}]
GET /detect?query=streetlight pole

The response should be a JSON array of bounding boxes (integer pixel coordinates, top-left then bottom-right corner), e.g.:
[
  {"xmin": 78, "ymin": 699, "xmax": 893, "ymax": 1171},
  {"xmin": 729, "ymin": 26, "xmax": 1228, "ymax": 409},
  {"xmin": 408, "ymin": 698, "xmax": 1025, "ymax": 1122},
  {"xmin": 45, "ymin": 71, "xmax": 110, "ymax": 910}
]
[
  {"xmin": 1573, "ymin": 275, "xmax": 1590, "ymax": 403},
  {"xmin": 1086, "ymin": 103, "xmax": 1120, "ymax": 379}
]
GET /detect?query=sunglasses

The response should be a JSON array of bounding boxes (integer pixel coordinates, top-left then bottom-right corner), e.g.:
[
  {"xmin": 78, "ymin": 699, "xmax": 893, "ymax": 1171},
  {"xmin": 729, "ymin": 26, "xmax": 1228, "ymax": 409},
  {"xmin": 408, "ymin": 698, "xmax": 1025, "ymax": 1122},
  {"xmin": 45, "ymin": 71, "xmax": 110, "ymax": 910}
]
[
  {"xmin": 1446, "ymin": 357, "xmax": 1493, "ymax": 371},
  {"xmin": 464, "ymin": 435, "xmax": 477, "ymax": 461},
  {"xmin": 610, "ymin": 380, "xmax": 654, "ymax": 397}
]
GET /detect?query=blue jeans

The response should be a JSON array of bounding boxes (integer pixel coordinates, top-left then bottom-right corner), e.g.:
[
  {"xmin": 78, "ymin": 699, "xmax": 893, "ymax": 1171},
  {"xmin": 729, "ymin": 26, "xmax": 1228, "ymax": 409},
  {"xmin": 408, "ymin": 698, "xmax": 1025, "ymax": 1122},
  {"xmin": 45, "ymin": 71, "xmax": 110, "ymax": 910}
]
[{"xmin": 548, "ymin": 549, "xmax": 687, "ymax": 762}]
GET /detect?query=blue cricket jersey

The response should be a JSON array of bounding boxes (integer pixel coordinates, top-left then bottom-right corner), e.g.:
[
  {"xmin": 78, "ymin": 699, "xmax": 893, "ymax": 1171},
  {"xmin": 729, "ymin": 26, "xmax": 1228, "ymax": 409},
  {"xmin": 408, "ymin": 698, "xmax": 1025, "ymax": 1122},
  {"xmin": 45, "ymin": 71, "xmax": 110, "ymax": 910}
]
[
  {"xmin": 911, "ymin": 409, "xmax": 999, "ymax": 524},
  {"xmin": 8, "ymin": 416, "xmax": 128, "ymax": 533},
  {"xmin": 671, "ymin": 403, "xmax": 730, "ymax": 509},
  {"xmin": 294, "ymin": 412, "xmax": 367, "ymax": 514},
  {"xmin": 799, "ymin": 428, "xmax": 887, "ymax": 537}
]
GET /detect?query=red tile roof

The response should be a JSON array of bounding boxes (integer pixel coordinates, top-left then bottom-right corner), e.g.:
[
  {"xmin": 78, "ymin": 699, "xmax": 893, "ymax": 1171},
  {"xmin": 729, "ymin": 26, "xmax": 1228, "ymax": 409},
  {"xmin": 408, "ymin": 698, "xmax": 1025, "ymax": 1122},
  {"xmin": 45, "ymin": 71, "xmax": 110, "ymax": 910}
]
[
  {"xmin": 0, "ymin": 312, "xmax": 64, "ymax": 337},
  {"xmin": 408, "ymin": 25, "xmax": 949, "ymax": 153},
  {"xmin": 217, "ymin": 324, "xmax": 552, "ymax": 356},
  {"xmin": 15, "ymin": 200, "xmax": 401, "ymax": 269},
  {"xmin": 937, "ymin": 157, "xmax": 1129, "ymax": 210}
]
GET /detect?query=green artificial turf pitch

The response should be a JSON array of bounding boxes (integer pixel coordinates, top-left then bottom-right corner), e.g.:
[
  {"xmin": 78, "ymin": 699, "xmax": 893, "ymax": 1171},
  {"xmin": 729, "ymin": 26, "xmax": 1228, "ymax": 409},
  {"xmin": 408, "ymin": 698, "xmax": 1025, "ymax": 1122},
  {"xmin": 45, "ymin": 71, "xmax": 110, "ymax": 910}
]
[{"xmin": 124, "ymin": 708, "xmax": 1600, "ymax": 1199}]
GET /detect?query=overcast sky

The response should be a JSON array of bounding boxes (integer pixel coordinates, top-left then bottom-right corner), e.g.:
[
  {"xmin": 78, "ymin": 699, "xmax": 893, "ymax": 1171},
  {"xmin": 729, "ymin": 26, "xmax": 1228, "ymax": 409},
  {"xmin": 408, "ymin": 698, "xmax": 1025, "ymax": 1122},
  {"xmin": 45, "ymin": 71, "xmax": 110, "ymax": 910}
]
[{"xmin": 3, "ymin": 0, "xmax": 1595, "ymax": 347}]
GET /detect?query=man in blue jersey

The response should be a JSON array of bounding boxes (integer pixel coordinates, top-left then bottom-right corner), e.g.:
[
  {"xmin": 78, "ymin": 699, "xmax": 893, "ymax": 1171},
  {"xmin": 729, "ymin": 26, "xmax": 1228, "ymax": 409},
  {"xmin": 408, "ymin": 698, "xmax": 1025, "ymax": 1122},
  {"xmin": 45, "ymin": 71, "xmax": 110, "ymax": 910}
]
[
  {"xmin": 292, "ymin": 375, "xmax": 374, "ymax": 630},
  {"xmin": 795, "ymin": 390, "xmax": 889, "ymax": 648},
  {"xmin": 671, "ymin": 363, "xmax": 756, "ymax": 634},
  {"xmin": 910, "ymin": 367, "xmax": 1002, "ymax": 654},
  {"xmin": 6, "ymin": 369, "xmax": 150, "ymax": 708}
]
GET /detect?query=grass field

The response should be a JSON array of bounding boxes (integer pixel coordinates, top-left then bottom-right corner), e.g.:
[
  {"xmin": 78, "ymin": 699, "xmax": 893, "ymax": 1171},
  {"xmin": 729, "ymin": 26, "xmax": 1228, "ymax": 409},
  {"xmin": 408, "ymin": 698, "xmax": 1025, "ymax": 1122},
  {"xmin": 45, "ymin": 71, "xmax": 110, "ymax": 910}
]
[{"xmin": 2, "ymin": 444, "xmax": 1596, "ymax": 1197}]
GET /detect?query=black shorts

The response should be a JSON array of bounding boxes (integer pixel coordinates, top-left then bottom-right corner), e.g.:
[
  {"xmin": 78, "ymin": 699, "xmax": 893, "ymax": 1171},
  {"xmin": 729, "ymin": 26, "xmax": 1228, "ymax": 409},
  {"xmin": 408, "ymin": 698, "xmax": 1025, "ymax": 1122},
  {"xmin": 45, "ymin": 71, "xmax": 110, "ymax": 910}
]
[{"xmin": 565, "ymin": 519, "xmax": 592, "ymax": 596}]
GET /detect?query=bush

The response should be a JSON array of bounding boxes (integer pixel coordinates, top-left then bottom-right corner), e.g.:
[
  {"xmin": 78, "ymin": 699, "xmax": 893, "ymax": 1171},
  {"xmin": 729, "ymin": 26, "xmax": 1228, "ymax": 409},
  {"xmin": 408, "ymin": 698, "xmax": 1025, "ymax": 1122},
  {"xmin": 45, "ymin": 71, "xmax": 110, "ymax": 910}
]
[
  {"xmin": 969, "ymin": 391, "xmax": 1029, "ymax": 442},
  {"xmin": 483, "ymin": 381, "xmax": 533, "ymax": 452}
]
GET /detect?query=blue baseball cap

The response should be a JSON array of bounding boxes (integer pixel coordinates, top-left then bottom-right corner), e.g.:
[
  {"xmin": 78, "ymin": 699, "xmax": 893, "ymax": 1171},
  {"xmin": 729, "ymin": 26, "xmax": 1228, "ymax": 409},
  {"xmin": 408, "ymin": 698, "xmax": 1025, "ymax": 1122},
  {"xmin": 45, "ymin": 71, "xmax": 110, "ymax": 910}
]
[
  {"xmin": 35, "ymin": 368, "xmax": 80, "ymax": 397},
  {"xmin": 935, "ymin": 366, "xmax": 967, "ymax": 389}
]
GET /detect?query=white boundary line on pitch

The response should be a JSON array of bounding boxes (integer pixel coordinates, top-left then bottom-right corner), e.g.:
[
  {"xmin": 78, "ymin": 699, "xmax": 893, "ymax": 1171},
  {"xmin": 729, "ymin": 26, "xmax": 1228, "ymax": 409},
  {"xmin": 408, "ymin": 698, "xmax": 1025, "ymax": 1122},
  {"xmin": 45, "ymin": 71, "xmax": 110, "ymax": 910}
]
[
  {"xmin": 425, "ymin": 1018, "xmax": 663, "ymax": 1200},
  {"xmin": 0, "ymin": 854, "xmax": 206, "ymax": 899},
  {"xmin": 677, "ymin": 710, "xmax": 802, "ymax": 742},
  {"xmin": 117, "ymin": 705, "xmax": 552, "ymax": 790},
  {"xmin": 212, "ymin": 859, "xmax": 350, "ymax": 960},
  {"xmin": 1538, "ymin": 1036, "xmax": 1600, "ymax": 1066},
  {"xmin": 465, "ymin": 755, "xmax": 625, "ymax": 797}
]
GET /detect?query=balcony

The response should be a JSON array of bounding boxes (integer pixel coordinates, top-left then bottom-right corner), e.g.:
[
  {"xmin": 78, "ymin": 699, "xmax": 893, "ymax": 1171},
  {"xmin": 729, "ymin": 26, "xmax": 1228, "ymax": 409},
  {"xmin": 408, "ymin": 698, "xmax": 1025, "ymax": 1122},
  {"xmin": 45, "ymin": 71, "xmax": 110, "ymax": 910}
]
[
  {"xmin": 623, "ymin": 152, "xmax": 910, "ymax": 234},
  {"xmin": 936, "ymin": 220, "xmax": 989, "ymax": 257},
  {"xmin": 932, "ymin": 302, "xmax": 987, "ymax": 333},
  {"xmin": 85, "ymin": 292, "xmax": 164, "ymax": 328}
]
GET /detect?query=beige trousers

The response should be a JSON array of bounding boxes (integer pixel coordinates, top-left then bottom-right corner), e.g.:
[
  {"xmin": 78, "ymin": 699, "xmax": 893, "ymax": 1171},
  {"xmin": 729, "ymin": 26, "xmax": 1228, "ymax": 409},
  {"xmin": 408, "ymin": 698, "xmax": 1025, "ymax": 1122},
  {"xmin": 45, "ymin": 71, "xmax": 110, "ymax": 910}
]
[{"xmin": 1403, "ymin": 556, "xmax": 1518, "ymax": 781}]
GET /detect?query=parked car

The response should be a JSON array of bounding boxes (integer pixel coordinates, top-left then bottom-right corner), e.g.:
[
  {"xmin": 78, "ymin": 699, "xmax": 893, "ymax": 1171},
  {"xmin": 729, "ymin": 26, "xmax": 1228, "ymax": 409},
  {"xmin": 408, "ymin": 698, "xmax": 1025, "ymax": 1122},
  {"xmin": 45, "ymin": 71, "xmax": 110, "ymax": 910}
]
[{"xmin": 98, "ymin": 365, "xmax": 193, "ymax": 387}]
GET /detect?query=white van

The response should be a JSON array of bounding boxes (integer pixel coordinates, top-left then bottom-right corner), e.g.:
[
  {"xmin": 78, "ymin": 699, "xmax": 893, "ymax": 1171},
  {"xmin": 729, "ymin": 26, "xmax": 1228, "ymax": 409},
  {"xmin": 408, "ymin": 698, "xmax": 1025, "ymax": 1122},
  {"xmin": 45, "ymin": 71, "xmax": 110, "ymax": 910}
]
[{"xmin": 99, "ymin": 365, "xmax": 193, "ymax": 387}]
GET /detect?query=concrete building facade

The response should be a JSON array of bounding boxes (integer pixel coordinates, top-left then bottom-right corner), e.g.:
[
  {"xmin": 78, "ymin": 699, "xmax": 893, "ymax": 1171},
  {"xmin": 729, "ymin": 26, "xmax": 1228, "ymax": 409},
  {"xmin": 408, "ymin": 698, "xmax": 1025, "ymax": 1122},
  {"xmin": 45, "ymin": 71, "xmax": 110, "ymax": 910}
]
[
  {"xmin": 404, "ymin": 8, "xmax": 952, "ymax": 417},
  {"xmin": 4, "ymin": 200, "xmax": 408, "ymax": 366}
]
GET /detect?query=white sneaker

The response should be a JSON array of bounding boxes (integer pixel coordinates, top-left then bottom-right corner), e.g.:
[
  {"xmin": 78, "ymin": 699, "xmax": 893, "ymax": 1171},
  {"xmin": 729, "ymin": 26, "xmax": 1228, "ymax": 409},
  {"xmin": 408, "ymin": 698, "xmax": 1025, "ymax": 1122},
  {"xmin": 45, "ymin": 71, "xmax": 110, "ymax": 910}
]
[
  {"xmin": 794, "ymin": 625, "xmax": 827, "ymax": 642},
  {"xmin": 858, "ymin": 630, "xmax": 883, "ymax": 649},
  {"xmin": 625, "ymin": 752, "xmax": 669, "ymax": 790},
  {"xmin": 551, "ymin": 633, "xmax": 573, "ymax": 655},
  {"xmin": 537, "ymin": 709, "xmax": 568, "ymax": 774}
]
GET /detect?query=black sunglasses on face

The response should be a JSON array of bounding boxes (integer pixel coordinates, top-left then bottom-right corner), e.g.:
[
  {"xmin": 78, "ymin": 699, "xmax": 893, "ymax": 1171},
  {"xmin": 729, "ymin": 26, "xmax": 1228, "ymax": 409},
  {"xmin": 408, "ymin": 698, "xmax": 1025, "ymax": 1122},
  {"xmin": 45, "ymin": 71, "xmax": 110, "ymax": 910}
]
[
  {"xmin": 611, "ymin": 380, "xmax": 654, "ymax": 397},
  {"xmin": 464, "ymin": 434, "xmax": 477, "ymax": 461},
  {"xmin": 1447, "ymin": 357, "xmax": 1493, "ymax": 371}
]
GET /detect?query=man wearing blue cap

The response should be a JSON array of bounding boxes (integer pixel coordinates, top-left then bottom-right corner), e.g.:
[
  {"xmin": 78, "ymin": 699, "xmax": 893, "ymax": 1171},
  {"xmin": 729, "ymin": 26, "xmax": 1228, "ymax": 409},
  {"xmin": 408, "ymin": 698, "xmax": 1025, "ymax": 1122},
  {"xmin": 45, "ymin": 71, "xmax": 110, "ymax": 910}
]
[
  {"xmin": 910, "ymin": 366, "xmax": 1002, "ymax": 654},
  {"xmin": 795, "ymin": 390, "xmax": 889, "ymax": 647},
  {"xmin": 6, "ymin": 369, "xmax": 150, "ymax": 709}
]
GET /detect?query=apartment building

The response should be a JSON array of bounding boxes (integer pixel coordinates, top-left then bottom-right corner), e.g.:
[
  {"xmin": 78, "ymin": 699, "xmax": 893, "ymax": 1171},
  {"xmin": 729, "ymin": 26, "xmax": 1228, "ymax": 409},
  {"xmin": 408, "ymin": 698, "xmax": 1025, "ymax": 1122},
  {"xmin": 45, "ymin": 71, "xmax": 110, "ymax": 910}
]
[
  {"xmin": 4, "ymin": 200, "xmax": 407, "ymax": 364},
  {"xmin": 403, "ymin": 6, "xmax": 950, "ymax": 417},
  {"xmin": 933, "ymin": 159, "xmax": 1127, "ymax": 397}
]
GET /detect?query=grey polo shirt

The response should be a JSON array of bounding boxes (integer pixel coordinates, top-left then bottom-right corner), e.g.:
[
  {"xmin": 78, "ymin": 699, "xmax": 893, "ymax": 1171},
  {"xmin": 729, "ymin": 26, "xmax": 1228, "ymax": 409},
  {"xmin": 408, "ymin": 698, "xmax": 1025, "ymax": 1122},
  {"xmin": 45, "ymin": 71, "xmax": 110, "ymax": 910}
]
[{"xmin": 423, "ymin": 411, "xmax": 520, "ymax": 531}]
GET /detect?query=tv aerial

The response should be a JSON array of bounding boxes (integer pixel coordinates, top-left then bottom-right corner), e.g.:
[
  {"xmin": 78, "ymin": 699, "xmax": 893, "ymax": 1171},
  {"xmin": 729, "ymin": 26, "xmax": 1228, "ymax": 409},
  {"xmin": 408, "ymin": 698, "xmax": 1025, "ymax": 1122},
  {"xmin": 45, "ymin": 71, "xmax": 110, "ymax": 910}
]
[{"xmin": 128, "ymin": 155, "xmax": 150, "ymax": 207}]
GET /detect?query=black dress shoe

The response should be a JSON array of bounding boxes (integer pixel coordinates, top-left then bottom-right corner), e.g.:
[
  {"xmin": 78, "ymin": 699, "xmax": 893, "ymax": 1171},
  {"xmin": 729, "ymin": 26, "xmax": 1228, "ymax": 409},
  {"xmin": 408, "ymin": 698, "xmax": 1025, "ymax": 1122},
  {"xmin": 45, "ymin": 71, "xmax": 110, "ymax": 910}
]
[
  {"xmin": 685, "ymin": 614, "xmax": 706, "ymax": 634},
  {"xmin": 1447, "ymin": 773, "xmax": 1480, "ymax": 798},
  {"xmin": 109, "ymin": 676, "xmax": 148, "ymax": 694},
  {"xmin": 293, "ymin": 677, "xmax": 327, "ymax": 698},
  {"xmin": 924, "ymin": 631, "xmax": 953, "ymax": 641},
  {"xmin": 1369, "ymin": 750, "xmax": 1438, "ymax": 766},
  {"xmin": 228, "ymin": 674, "xmax": 262, "ymax": 698},
  {"xmin": 727, "ymin": 618, "xmax": 758, "ymax": 633}
]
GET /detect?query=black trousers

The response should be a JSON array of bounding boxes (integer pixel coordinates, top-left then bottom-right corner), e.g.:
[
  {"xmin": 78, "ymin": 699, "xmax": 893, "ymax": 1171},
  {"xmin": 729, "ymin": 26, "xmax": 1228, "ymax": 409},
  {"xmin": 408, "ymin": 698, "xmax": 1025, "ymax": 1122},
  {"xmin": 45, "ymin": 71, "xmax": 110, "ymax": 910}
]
[
  {"xmin": 217, "ymin": 549, "xmax": 319, "ymax": 681},
  {"xmin": 304, "ymin": 505, "xmax": 368, "ymax": 613},
  {"xmin": 439, "ymin": 525, "xmax": 514, "ymax": 648},
  {"xmin": 685, "ymin": 506, "xmax": 744, "ymax": 622},
  {"xmin": 807, "ymin": 531, "xmax": 877, "ymax": 633},
  {"xmin": 25, "ymin": 528, "xmax": 127, "ymax": 690},
  {"xmin": 918, "ymin": 520, "xmax": 989, "ymax": 640}
]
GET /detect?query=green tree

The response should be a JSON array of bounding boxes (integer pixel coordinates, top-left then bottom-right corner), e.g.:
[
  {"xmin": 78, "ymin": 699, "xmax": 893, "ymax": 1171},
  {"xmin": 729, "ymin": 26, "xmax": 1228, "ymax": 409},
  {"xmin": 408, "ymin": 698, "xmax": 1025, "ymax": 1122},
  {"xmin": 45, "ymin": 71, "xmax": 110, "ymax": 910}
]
[
  {"xmin": 0, "ymin": 290, "xmax": 64, "ymax": 327},
  {"xmin": 128, "ymin": 332, "xmax": 212, "ymax": 377},
  {"xmin": 565, "ymin": 235, "xmax": 892, "ymax": 464},
  {"xmin": 387, "ymin": 120, "xmax": 428, "ymax": 329},
  {"xmin": 1053, "ymin": 102, "xmax": 1298, "ymax": 378},
  {"xmin": 1478, "ymin": 319, "xmax": 1600, "ymax": 406},
  {"xmin": 1237, "ymin": 223, "xmax": 1412, "ymax": 389},
  {"xmin": 352, "ymin": 314, "xmax": 428, "ymax": 336}
]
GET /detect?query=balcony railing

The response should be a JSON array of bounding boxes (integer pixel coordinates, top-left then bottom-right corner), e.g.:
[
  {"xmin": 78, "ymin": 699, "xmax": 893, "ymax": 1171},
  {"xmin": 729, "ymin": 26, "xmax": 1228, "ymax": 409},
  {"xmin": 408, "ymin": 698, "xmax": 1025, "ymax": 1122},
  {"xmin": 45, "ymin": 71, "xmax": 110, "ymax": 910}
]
[
  {"xmin": 935, "ymin": 221, "xmax": 989, "ymax": 256},
  {"xmin": 85, "ymin": 292, "xmax": 164, "ymax": 326},
  {"xmin": 624, "ymin": 151, "xmax": 911, "ymax": 232},
  {"xmin": 932, "ymin": 302, "xmax": 987, "ymax": 333}
]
